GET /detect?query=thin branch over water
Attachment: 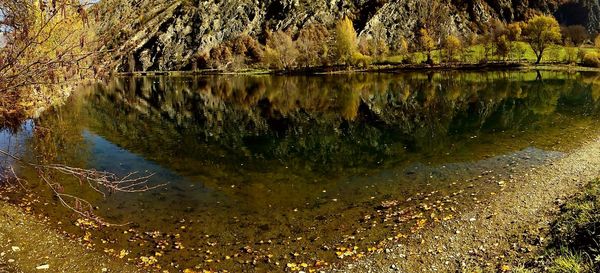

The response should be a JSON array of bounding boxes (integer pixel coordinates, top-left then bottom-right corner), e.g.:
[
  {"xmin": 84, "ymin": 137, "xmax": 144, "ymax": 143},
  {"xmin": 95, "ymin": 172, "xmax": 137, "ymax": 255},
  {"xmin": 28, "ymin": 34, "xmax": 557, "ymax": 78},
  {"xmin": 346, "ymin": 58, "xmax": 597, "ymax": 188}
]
[{"xmin": 0, "ymin": 149, "xmax": 165, "ymax": 225}]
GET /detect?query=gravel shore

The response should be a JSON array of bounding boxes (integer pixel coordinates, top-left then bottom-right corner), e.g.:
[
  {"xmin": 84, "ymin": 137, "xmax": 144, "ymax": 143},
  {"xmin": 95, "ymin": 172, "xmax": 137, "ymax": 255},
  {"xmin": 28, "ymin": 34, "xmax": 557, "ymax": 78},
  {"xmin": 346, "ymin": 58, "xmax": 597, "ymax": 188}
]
[
  {"xmin": 339, "ymin": 136, "xmax": 600, "ymax": 272},
  {"xmin": 0, "ymin": 202, "xmax": 140, "ymax": 273}
]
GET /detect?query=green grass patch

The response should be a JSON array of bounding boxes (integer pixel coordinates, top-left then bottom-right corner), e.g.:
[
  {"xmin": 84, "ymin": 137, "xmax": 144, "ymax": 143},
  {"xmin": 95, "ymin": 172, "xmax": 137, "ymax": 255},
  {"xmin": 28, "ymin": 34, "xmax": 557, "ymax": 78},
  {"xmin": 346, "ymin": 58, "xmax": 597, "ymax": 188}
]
[
  {"xmin": 383, "ymin": 43, "xmax": 598, "ymax": 65},
  {"xmin": 535, "ymin": 179, "xmax": 600, "ymax": 273}
]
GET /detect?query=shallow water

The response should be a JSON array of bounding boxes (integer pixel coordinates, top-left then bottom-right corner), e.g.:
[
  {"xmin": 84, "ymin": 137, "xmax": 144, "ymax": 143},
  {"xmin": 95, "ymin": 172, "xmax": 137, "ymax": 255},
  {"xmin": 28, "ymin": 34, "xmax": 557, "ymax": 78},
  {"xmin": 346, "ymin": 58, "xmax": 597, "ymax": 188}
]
[{"xmin": 1, "ymin": 71, "xmax": 600, "ymax": 272}]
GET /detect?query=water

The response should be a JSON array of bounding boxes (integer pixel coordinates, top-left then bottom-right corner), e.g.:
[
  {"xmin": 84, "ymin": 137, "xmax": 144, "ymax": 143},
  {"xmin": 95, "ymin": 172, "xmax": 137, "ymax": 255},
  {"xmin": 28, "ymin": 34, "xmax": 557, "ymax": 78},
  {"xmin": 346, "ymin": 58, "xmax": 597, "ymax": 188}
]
[{"xmin": 1, "ymin": 71, "xmax": 600, "ymax": 272}]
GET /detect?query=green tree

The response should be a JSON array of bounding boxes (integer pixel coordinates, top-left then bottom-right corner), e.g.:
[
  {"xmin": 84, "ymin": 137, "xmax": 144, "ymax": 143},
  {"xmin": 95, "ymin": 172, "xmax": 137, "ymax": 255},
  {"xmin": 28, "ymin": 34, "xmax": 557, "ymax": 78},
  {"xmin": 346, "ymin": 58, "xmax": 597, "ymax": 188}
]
[
  {"xmin": 524, "ymin": 15, "xmax": 562, "ymax": 64},
  {"xmin": 335, "ymin": 17, "xmax": 358, "ymax": 65}
]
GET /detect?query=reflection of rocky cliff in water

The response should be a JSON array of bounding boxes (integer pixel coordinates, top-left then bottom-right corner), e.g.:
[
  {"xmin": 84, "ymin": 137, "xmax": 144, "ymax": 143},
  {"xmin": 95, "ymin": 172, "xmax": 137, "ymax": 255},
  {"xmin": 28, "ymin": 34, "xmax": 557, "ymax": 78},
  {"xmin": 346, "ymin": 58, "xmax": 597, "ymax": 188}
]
[{"xmin": 48, "ymin": 72, "xmax": 600, "ymax": 173}]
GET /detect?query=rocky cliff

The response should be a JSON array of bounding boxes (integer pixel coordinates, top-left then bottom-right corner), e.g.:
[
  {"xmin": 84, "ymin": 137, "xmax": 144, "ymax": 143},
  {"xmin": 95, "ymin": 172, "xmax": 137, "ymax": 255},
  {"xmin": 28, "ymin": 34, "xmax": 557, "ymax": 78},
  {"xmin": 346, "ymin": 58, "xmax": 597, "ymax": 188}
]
[{"xmin": 94, "ymin": 0, "xmax": 600, "ymax": 72}]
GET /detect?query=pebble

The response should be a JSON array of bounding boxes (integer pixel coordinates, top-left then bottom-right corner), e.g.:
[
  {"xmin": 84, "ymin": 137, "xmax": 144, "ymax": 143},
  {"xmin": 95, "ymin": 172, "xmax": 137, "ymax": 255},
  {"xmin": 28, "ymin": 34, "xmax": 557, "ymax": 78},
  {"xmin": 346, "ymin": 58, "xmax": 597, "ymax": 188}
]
[
  {"xmin": 11, "ymin": 246, "xmax": 20, "ymax": 252},
  {"xmin": 36, "ymin": 264, "xmax": 50, "ymax": 270}
]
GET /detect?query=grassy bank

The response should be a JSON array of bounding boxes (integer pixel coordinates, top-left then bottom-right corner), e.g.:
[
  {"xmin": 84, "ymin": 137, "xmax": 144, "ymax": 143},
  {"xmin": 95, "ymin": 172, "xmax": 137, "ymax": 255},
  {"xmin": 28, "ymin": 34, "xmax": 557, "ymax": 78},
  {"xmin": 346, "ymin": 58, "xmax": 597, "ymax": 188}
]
[{"xmin": 516, "ymin": 179, "xmax": 600, "ymax": 273}]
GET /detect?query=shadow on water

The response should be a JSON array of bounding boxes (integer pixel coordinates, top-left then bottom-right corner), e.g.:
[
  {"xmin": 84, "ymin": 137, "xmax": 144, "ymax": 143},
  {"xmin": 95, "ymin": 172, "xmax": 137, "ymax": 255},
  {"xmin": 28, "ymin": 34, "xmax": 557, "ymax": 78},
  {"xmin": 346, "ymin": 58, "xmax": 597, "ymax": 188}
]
[{"xmin": 2, "ymin": 71, "xmax": 600, "ymax": 271}]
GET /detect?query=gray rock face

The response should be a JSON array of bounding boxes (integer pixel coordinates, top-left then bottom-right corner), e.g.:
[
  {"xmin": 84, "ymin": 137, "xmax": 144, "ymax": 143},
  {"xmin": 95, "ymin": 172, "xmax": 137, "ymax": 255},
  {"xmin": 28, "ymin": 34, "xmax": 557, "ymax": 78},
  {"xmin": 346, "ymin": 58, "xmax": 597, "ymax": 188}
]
[{"xmin": 95, "ymin": 0, "xmax": 598, "ymax": 72}]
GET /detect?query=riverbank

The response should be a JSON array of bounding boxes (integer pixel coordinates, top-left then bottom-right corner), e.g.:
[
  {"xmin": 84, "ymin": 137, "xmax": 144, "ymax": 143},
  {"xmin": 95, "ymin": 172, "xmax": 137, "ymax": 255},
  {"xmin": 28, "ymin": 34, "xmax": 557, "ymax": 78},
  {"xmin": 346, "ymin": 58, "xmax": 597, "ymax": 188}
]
[
  {"xmin": 117, "ymin": 62, "xmax": 600, "ymax": 77},
  {"xmin": 522, "ymin": 179, "xmax": 600, "ymax": 272},
  {"xmin": 0, "ymin": 200, "xmax": 140, "ymax": 273},
  {"xmin": 338, "ymin": 136, "xmax": 600, "ymax": 272}
]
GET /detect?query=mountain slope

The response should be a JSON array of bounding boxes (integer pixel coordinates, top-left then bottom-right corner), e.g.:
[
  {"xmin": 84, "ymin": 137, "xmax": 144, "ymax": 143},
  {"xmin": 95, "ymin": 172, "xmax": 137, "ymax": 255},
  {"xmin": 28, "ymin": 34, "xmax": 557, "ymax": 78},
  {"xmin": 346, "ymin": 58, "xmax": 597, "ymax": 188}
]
[{"xmin": 94, "ymin": 0, "xmax": 600, "ymax": 72}]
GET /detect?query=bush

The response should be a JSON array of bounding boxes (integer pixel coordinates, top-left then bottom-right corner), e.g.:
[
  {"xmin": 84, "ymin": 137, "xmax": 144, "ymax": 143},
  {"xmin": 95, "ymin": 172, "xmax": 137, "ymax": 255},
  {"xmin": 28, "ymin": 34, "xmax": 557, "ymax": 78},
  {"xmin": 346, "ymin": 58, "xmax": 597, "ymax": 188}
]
[
  {"xmin": 577, "ymin": 49, "xmax": 588, "ymax": 64},
  {"xmin": 582, "ymin": 52, "xmax": 600, "ymax": 67},
  {"xmin": 206, "ymin": 34, "xmax": 264, "ymax": 70},
  {"xmin": 565, "ymin": 47, "xmax": 577, "ymax": 64},
  {"xmin": 350, "ymin": 52, "xmax": 372, "ymax": 68}
]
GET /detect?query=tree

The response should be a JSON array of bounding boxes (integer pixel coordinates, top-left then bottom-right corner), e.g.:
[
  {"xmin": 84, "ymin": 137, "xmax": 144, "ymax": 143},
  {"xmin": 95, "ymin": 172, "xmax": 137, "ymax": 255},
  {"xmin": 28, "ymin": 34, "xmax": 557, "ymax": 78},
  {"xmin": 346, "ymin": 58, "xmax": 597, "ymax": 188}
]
[
  {"xmin": 296, "ymin": 24, "xmax": 331, "ymax": 67},
  {"xmin": 443, "ymin": 35, "xmax": 462, "ymax": 62},
  {"xmin": 419, "ymin": 28, "xmax": 435, "ymax": 64},
  {"xmin": 523, "ymin": 15, "xmax": 562, "ymax": 64},
  {"xmin": 495, "ymin": 35, "xmax": 511, "ymax": 60},
  {"xmin": 335, "ymin": 17, "xmax": 358, "ymax": 65},
  {"xmin": 479, "ymin": 19, "xmax": 507, "ymax": 63},
  {"xmin": 264, "ymin": 31, "xmax": 299, "ymax": 69},
  {"xmin": 561, "ymin": 25, "xmax": 589, "ymax": 46},
  {"xmin": 0, "ymin": 0, "xmax": 98, "ymax": 115},
  {"xmin": 208, "ymin": 44, "xmax": 233, "ymax": 69},
  {"xmin": 230, "ymin": 34, "xmax": 264, "ymax": 64},
  {"xmin": 507, "ymin": 22, "xmax": 523, "ymax": 41},
  {"xmin": 396, "ymin": 36, "xmax": 409, "ymax": 57},
  {"xmin": 358, "ymin": 36, "xmax": 389, "ymax": 60}
]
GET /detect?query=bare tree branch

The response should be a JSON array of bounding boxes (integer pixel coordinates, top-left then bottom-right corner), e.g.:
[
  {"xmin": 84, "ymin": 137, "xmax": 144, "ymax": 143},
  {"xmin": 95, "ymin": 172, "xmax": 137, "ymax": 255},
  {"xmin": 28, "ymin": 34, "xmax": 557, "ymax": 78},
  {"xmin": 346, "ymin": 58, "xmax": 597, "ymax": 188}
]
[{"xmin": 0, "ymin": 149, "xmax": 166, "ymax": 225}]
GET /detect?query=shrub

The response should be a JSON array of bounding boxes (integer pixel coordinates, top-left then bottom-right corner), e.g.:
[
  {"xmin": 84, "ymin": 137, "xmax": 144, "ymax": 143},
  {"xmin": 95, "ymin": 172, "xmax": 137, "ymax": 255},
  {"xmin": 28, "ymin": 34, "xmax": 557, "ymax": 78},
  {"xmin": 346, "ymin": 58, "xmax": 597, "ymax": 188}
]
[
  {"xmin": 507, "ymin": 22, "xmax": 523, "ymax": 41},
  {"xmin": 206, "ymin": 34, "xmax": 264, "ymax": 70},
  {"xmin": 230, "ymin": 34, "xmax": 264, "ymax": 64},
  {"xmin": 350, "ymin": 52, "xmax": 372, "ymax": 68},
  {"xmin": 208, "ymin": 44, "xmax": 233, "ymax": 69},
  {"xmin": 582, "ymin": 52, "xmax": 600, "ymax": 67},
  {"xmin": 565, "ymin": 47, "xmax": 578, "ymax": 64},
  {"xmin": 395, "ymin": 36, "xmax": 409, "ymax": 56},
  {"xmin": 495, "ymin": 35, "xmax": 511, "ymax": 60},
  {"xmin": 577, "ymin": 48, "xmax": 588, "ymax": 64},
  {"xmin": 512, "ymin": 42, "xmax": 528, "ymax": 61}
]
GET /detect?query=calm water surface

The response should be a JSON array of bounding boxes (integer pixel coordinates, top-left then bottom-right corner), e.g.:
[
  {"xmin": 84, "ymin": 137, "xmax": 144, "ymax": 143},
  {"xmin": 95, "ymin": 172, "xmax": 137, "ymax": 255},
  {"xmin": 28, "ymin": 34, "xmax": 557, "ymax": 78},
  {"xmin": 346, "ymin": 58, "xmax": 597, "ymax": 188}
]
[{"xmin": 2, "ymin": 71, "xmax": 600, "ymax": 272}]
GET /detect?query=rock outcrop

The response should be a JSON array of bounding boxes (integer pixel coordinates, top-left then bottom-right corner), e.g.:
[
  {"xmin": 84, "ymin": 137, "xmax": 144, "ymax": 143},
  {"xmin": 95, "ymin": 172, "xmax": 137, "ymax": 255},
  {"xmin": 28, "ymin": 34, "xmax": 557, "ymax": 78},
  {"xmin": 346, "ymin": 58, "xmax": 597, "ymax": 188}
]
[{"xmin": 94, "ymin": 0, "xmax": 600, "ymax": 72}]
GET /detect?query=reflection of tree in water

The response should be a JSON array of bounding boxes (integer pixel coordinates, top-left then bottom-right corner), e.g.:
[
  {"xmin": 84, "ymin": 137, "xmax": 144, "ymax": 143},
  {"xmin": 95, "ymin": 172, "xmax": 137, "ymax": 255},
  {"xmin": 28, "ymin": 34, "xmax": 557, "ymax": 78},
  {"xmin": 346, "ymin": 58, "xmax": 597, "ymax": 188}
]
[{"xmin": 36, "ymin": 72, "xmax": 600, "ymax": 175}]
